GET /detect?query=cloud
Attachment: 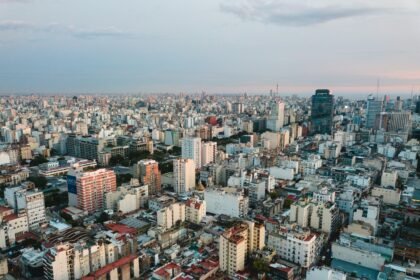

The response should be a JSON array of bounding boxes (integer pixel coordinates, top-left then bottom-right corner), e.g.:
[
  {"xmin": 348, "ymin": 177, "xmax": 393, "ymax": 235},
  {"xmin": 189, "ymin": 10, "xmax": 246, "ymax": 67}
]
[
  {"xmin": 0, "ymin": 0, "xmax": 30, "ymax": 3},
  {"xmin": 0, "ymin": 20, "xmax": 130, "ymax": 39},
  {"xmin": 72, "ymin": 27, "xmax": 129, "ymax": 39},
  {"xmin": 0, "ymin": 20, "xmax": 34, "ymax": 31},
  {"xmin": 221, "ymin": 0, "xmax": 420, "ymax": 26}
]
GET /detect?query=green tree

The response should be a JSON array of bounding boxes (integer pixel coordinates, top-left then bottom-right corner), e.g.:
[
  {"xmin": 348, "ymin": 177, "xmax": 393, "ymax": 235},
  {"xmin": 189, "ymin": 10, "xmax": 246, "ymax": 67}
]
[
  {"xmin": 116, "ymin": 174, "xmax": 133, "ymax": 186},
  {"xmin": 29, "ymin": 155, "xmax": 48, "ymax": 166},
  {"xmin": 109, "ymin": 155, "xmax": 125, "ymax": 166},
  {"xmin": 96, "ymin": 212, "xmax": 110, "ymax": 223},
  {"xmin": 269, "ymin": 192, "xmax": 279, "ymax": 200},
  {"xmin": 27, "ymin": 176, "xmax": 48, "ymax": 189},
  {"xmin": 252, "ymin": 259, "xmax": 269, "ymax": 274}
]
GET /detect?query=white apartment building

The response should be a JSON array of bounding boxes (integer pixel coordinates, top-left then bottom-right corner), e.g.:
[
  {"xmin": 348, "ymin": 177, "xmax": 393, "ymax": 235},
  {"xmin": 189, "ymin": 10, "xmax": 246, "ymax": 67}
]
[
  {"xmin": 381, "ymin": 170, "xmax": 398, "ymax": 188},
  {"xmin": 290, "ymin": 201, "xmax": 311, "ymax": 228},
  {"xmin": 306, "ymin": 267, "xmax": 347, "ymax": 280},
  {"xmin": 310, "ymin": 202, "xmax": 340, "ymax": 234},
  {"xmin": 185, "ymin": 198, "xmax": 206, "ymax": 224},
  {"xmin": 173, "ymin": 158, "xmax": 195, "ymax": 194},
  {"xmin": 332, "ymin": 241, "xmax": 386, "ymax": 271},
  {"xmin": 346, "ymin": 175, "xmax": 371, "ymax": 188},
  {"xmin": 201, "ymin": 141, "xmax": 217, "ymax": 167},
  {"xmin": 157, "ymin": 202, "xmax": 186, "ymax": 230},
  {"xmin": 300, "ymin": 154, "xmax": 323, "ymax": 176},
  {"xmin": 204, "ymin": 187, "xmax": 249, "ymax": 218},
  {"xmin": 16, "ymin": 190, "xmax": 46, "ymax": 229},
  {"xmin": 312, "ymin": 187, "xmax": 336, "ymax": 203},
  {"xmin": 248, "ymin": 179, "xmax": 266, "ymax": 206},
  {"xmin": 0, "ymin": 207, "xmax": 29, "ymax": 248},
  {"xmin": 290, "ymin": 200, "xmax": 340, "ymax": 234},
  {"xmin": 334, "ymin": 131, "xmax": 356, "ymax": 147},
  {"xmin": 353, "ymin": 204, "xmax": 379, "ymax": 234},
  {"xmin": 266, "ymin": 101, "xmax": 285, "ymax": 132},
  {"xmin": 5, "ymin": 186, "xmax": 46, "ymax": 230},
  {"xmin": 104, "ymin": 180, "xmax": 148, "ymax": 213},
  {"xmin": 267, "ymin": 228, "xmax": 321, "ymax": 268},
  {"xmin": 372, "ymin": 187, "xmax": 400, "ymax": 205},
  {"xmin": 43, "ymin": 241, "xmax": 140, "ymax": 280},
  {"xmin": 181, "ymin": 137, "xmax": 202, "ymax": 168},
  {"xmin": 44, "ymin": 243, "xmax": 73, "ymax": 280}
]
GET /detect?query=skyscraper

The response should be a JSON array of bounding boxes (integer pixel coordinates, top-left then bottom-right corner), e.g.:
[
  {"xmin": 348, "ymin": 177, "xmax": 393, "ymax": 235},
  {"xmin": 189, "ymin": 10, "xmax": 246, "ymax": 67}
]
[
  {"xmin": 173, "ymin": 158, "xmax": 195, "ymax": 194},
  {"xmin": 366, "ymin": 95, "xmax": 383, "ymax": 129},
  {"xmin": 266, "ymin": 101, "xmax": 285, "ymax": 132},
  {"xmin": 133, "ymin": 159, "xmax": 161, "ymax": 195},
  {"xmin": 181, "ymin": 137, "xmax": 202, "ymax": 169},
  {"xmin": 311, "ymin": 89, "xmax": 334, "ymax": 135}
]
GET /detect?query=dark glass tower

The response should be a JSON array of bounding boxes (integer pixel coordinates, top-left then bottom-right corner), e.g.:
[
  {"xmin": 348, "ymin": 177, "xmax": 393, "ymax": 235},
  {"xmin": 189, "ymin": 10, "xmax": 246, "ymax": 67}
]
[{"xmin": 311, "ymin": 89, "xmax": 334, "ymax": 135}]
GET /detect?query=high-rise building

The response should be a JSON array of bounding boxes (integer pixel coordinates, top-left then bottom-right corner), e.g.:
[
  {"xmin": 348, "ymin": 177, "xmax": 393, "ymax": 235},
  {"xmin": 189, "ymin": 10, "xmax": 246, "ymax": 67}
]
[
  {"xmin": 376, "ymin": 111, "xmax": 412, "ymax": 132},
  {"xmin": 182, "ymin": 137, "xmax": 202, "ymax": 168},
  {"xmin": 366, "ymin": 95, "xmax": 383, "ymax": 129},
  {"xmin": 4, "ymin": 185, "xmax": 46, "ymax": 230},
  {"xmin": 266, "ymin": 101, "xmax": 285, "ymax": 132},
  {"xmin": 173, "ymin": 159, "xmax": 196, "ymax": 194},
  {"xmin": 67, "ymin": 168, "xmax": 117, "ymax": 213},
  {"xmin": 16, "ymin": 190, "xmax": 46, "ymax": 230},
  {"xmin": 311, "ymin": 89, "xmax": 334, "ymax": 135},
  {"xmin": 66, "ymin": 134, "xmax": 104, "ymax": 161},
  {"xmin": 219, "ymin": 221, "xmax": 265, "ymax": 276},
  {"xmin": 201, "ymin": 141, "xmax": 217, "ymax": 167},
  {"xmin": 132, "ymin": 159, "xmax": 161, "ymax": 195},
  {"xmin": 232, "ymin": 102, "xmax": 244, "ymax": 114}
]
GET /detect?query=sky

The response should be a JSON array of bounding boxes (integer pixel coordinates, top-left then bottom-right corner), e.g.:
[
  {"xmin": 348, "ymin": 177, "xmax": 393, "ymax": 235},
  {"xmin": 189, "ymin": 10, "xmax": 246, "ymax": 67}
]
[{"xmin": 0, "ymin": 0, "xmax": 420, "ymax": 96}]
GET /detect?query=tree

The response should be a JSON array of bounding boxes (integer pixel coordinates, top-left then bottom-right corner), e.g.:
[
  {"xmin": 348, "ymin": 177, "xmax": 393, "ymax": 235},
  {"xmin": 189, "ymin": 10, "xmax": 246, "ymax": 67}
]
[
  {"xmin": 252, "ymin": 259, "xmax": 269, "ymax": 274},
  {"xmin": 269, "ymin": 192, "xmax": 279, "ymax": 200},
  {"xmin": 0, "ymin": 184, "xmax": 6, "ymax": 198},
  {"xmin": 29, "ymin": 155, "xmax": 48, "ymax": 167},
  {"xmin": 27, "ymin": 176, "xmax": 48, "ymax": 189},
  {"xmin": 109, "ymin": 155, "xmax": 125, "ymax": 166},
  {"xmin": 283, "ymin": 198, "xmax": 294, "ymax": 209},
  {"xmin": 45, "ymin": 190, "xmax": 68, "ymax": 207},
  {"xmin": 96, "ymin": 212, "xmax": 110, "ymax": 223},
  {"xmin": 116, "ymin": 173, "xmax": 133, "ymax": 186}
]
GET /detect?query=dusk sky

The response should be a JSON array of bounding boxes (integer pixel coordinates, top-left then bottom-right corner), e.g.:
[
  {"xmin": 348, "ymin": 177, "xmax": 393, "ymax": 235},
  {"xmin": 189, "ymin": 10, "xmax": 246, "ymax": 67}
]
[{"xmin": 1, "ymin": 0, "xmax": 420, "ymax": 95}]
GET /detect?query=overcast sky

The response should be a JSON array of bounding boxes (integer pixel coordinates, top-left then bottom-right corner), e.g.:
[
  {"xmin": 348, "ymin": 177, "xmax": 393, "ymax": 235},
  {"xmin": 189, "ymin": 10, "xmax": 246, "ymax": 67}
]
[{"xmin": 0, "ymin": 0, "xmax": 420, "ymax": 95}]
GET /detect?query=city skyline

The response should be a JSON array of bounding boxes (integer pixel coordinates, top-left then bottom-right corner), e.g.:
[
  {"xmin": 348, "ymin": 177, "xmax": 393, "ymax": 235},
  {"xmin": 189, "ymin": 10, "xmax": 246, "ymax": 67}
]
[{"xmin": 1, "ymin": 0, "xmax": 420, "ymax": 94}]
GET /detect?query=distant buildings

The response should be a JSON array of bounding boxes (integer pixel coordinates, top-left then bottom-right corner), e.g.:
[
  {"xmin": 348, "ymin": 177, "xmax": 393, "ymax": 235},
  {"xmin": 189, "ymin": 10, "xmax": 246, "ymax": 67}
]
[
  {"xmin": 366, "ymin": 95, "xmax": 383, "ymax": 129},
  {"xmin": 267, "ymin": 101, "xmax": 285, "ymax": 132}
]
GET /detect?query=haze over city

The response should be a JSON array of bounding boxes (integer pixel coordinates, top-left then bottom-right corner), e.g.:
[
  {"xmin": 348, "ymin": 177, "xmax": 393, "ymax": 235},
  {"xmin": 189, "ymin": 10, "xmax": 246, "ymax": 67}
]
[
  {"xmin": 0, "ymin": 1, "xmax": 420, "ymax": 280},
  {"xmin": 0, "ymin": 0, "xmax": 420, "ymax": 95}
]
